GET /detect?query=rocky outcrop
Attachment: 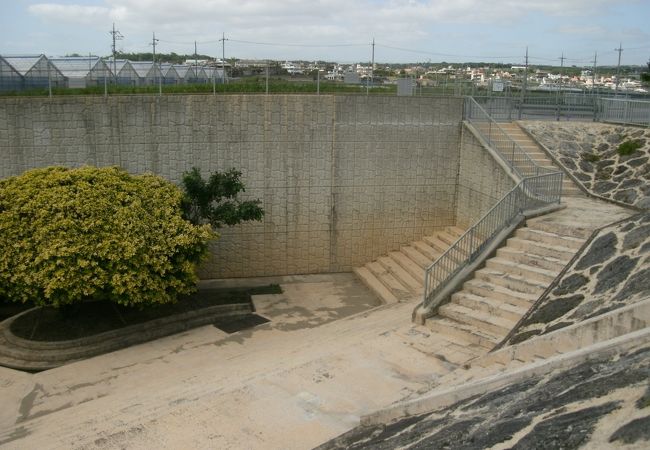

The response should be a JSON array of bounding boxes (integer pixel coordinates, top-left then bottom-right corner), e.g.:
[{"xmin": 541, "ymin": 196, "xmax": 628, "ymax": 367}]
[{"xmin": 521, "ymin": 122, "xmax": 650, "ymax": 209}]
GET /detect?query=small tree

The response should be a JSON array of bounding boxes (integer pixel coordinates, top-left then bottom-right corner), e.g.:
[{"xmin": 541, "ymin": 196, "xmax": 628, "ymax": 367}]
[
  {"xmin": 0, "ymin": 166, "xmax": 215, "ymax": 308},
  {"xmin": 181, "ymin": 167, "xmax": 264, "ymax": 228}
]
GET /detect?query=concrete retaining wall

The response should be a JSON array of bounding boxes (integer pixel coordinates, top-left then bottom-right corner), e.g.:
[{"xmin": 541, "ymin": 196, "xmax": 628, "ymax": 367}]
[
  {"xmin": 455, "ymin": 123, "xmax": 516, "ymax": 228},
  {"xmin": 0, "ymin": 95, "xmax": 463, "ymax": 277}
]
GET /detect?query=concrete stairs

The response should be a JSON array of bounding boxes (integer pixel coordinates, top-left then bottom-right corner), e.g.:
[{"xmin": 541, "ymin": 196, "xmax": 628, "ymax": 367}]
[
  {"xmin": 498, "ymin": 122, "xmax": 583, "ymax": 197},
  {"xmin": 423, "ymin": 218, "xmax": 589, "ymax": 351},
  {"xmin": 354, "ymin": 226, "xmax": 466, "ymax": 304}
]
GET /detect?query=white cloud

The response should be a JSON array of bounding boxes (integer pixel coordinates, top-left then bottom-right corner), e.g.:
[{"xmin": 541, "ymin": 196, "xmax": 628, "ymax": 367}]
[
  {"xmin": 28, "ymin": 4, "xmax": 112, "ymax": 25},
  {"xmin": 25, "ymin": 0, "xmax": 637, "ymax": 61},
  {"xmin": 28, "ymin": 0, "xmax": 616, "ymax": 32}
]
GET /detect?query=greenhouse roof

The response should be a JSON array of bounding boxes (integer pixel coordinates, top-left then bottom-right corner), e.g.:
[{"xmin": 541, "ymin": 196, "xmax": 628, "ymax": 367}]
[
  {"xmin": 129, "ymin": 61, "xmax": 155, "ymax": 77},
  {"xmin": 105, "ymin": 59, "xmax": 132, "ymax": 76},
  {"xmin": 3, "ymin": 55, "xmax": 45, "ymax": 75},
  {"xmin": 173, "ymin": 65, "xmax": 194, "ymax": 78},
  {"xmin": 49, "ymin": 57, "xmax": 101, "ymax": 78},
  {"xmin": 0, "ymin": 57, "xmax": 23, "ymax": 77}
]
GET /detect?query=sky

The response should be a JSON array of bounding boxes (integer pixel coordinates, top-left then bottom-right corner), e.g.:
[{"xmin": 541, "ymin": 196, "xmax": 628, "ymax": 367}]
[{"xmin": 1, "ymin": 0, "xmax": 649, "ymax": 67}]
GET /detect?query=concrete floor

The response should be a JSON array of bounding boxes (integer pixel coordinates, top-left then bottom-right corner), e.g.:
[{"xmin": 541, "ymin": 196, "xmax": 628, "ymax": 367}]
[{"xmin": 0, "ymin": 273, "xmax": 468, "ymax": 450}]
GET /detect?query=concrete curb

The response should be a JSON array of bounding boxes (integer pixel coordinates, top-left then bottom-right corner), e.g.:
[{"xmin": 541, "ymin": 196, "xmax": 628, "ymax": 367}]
[{"xmin": 0, "ymin": 302, "xmax": 252, "ymax": 372}]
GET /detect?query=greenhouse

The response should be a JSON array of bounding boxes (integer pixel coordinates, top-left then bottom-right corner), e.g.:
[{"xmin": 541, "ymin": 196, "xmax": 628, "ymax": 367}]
[
  {"xmin": 2, "ymin": 55, "xmax": 65, "ymax": 90},
  {"xmin": 48, "ymin": 56, "xmax": 108, "ymax": 88},
  {"xmin": 130, "ymin": 61, "xmax": 163, "ymax": 86},
  {"xmin": 173, "ymin": 64, "xmax": 202, "ymax": 84},
  {"xmin": 160, "ymin": 63, "xmax": 180, "ymax": 84},
  {"xmin": 107, "ymin": 59, "xmax": 139, "ymax": 86},
  {"xmin": 0, "ymin": 56, "xmax": 23, "ymax": 92},
  {"xmin": 194, "ymin": 66, "xmax": 209, "ymax": 83}
]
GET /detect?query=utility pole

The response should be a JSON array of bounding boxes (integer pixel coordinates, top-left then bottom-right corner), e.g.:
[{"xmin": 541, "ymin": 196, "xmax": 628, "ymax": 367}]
[
  {"xmin": 518, "ymin": 46, "xmax": 528, "ymax": 120},
  {"xmin": 47, "ymin": 60, "xmax": 52, "ymax": 98},
  {"xmin": 366, "ymin": 38, "xmax": 374, "ymax": 95},
  {"xmin": 151, "ymin": 32, "xmax": 161, "ymax": 95},
  {"xmin": 212, "ymin": 60, "xmax": 216, "ymax": 95},
  {"xmin": 592, "ymin": 51, "xmax": 597, "ymax": 95},
  {"xmin": 556, "ymin": 52, "xmax": 566, "ymax": 120},
  {"xmin": 109, "ymin": 23, "xmax": 123, "ymax": 83},
  {"xmin": 220, "ymin": 33, "xmax": 228, "ymax": 84},
  {"xmin": 370, "ymin": 37, "xmax": 375, "ymax": 95},
  {"xmin": 614, "ymin": 43, "xmax": 623, "ymax": 96},
  {"xmin": 194, "ymin": 40, "xmax": 198, "ymax": 78}
]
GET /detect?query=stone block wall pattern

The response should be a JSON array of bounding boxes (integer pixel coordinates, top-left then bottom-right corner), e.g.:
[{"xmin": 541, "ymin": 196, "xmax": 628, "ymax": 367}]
[
  {"xmin": 455, "ymin": 123, "xmax": 516, "ymax": 228},
  {"xmin": 0, "ymin": 95, "xmax": 466, "ymax": 278}
]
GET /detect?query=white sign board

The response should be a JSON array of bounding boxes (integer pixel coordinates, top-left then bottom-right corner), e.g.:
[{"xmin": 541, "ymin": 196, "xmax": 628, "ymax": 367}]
[{"xmin": 492, "ymin": 81, "xmax": 504, "ymax": 92}]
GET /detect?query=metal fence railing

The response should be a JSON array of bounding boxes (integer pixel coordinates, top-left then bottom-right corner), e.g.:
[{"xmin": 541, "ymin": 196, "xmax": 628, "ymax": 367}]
[
  {"xmin": 464, "ymin": 97, "xmax": 558, "ymax": 178},
  {"xmin": 421, "ymin": 97, "xmax": 563, "ymax": 312},
  {"xmin": 473, "ymin": 91, "xmax": 650, "ymax": 124},
  {"xmin": 598, "ymin": 97, "xmax": 650, "ymax": 127}
]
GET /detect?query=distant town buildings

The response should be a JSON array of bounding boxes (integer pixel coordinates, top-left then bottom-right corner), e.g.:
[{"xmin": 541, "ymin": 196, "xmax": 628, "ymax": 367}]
[{"xmin": 0, "ymin": 53, "xmax": 647, "ymax": 94}]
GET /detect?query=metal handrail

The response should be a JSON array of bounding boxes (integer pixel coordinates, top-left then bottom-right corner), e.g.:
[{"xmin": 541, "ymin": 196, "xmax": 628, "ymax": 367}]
[
  {"xmin": 422, "ymin": 97, "xmax": 564, "ymax": 311},
  {"xmin": 464, "ymin": 97, "xmax": 558, "ymax": 178}
]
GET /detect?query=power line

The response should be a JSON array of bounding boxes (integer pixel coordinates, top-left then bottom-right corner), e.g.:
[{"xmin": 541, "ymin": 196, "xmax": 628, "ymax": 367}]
[
  {"xmin": 228, "ymin": 39, "xmax": 367, "ymax": 48},
  {"xmin": 375, "ymin": 43, "xmax": 520, "ymax": 60}
]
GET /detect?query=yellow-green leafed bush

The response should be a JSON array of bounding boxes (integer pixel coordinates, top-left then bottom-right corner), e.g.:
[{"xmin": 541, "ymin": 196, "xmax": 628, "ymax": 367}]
[{"xmin": 0, "ymin": 166, "xmax": 216, "ymax": 308}]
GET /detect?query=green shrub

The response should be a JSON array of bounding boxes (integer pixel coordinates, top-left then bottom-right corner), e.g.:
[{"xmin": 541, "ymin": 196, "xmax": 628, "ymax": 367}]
[
  {"xmin": 181, "ymin": 167, "xmax": 264, "ymax": 228},
  {"xmin": 0, "ymin": 166, "xmax": 215, "ymax": 308},
  {"xmin": 581, "ymin": 152, "xmax": 600, "ymax": 162},
  {"xmin": 617, "ymin": 139, "xmax": 642, "ymax": 156}
]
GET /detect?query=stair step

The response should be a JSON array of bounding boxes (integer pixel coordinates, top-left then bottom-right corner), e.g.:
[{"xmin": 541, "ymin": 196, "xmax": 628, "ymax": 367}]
[
  {"xmin": 422, "ymin": 235, "xmax": 450, "ymax": 254},
  {"xmin": 475, "ymin": 269, "xmax": 546, "ymax": 295},
  {"xmin": 367, "ymin": 262, "xmax": 414, "ymax": 301},
  {"xmin": 525, "ymin": 220, "xmax": 593, "ymax": 240},
  {"xmin": 439, "ymin": 303, "xmax": 517, "ymax": 336},
  {"xmin": 462, "ymin": 279, "xmax": 537, "ymax": 309},
  {"xmin": 451, "ymin": 292, "xmax": 528, "ymax": 322},
  {"xmin": 388, "ymin": 251, "xmax": 425, "ymax": 283},
  {"xmin": 515, "ymin": 228, "xmax": 584, "ymax": 250},
  {"xmin": 485, "ymin": 258, "xmax": 557, "ymax": 284},
  {"xmin": 426, "ymin": 317, "xmax": 499, "ymax": 349},
  {"xmin": 400, "ymin": 245, "xmax": 433, "ymax": 269},
  {"xmin": 411, "ymin": 240, "xmax": 440, "ymax": 261},
  {"xmin": 496, "ymin": 247, "xmax": 567, "ymax": 272},
  {"xmin": 506, "ymin": 237, "xmax": 576, "ymax": 261},
  {"xmin": 353, "ymin": 267, "xmax": 399, "ymax": 304},
  {"xmin": 377, "ymin": 256, "xmax": 422, "ymax": 294},
  {"xmin": 438, "ymin": 231, "xmax": 460, "ymax": 247},
  {"xmin": 446, "ymin": 226, "xmax": 466, "ymax": 239}
]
